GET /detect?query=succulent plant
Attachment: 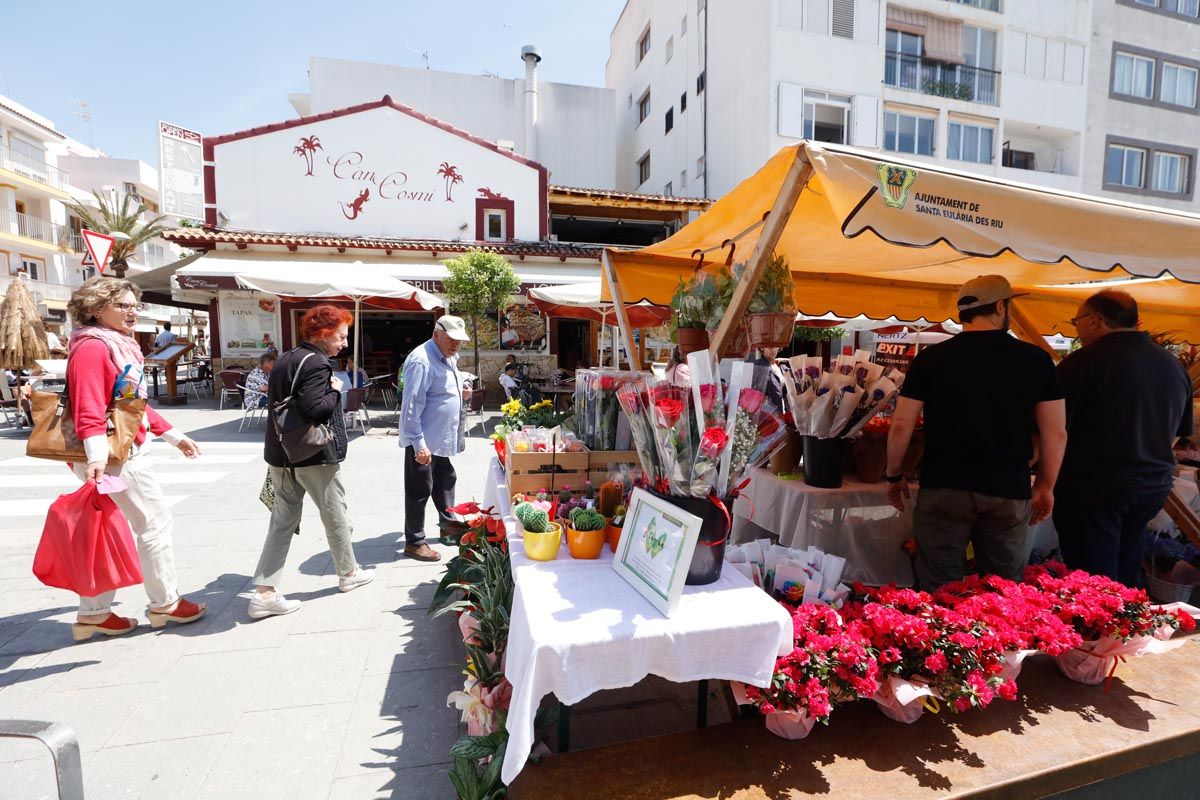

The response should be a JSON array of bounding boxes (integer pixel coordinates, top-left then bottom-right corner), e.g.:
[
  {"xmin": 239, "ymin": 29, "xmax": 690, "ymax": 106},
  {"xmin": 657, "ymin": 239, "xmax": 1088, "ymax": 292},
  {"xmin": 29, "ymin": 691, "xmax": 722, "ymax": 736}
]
[
  {"xmin": 569, "ymin": 507, "xmax": 606, "ymax": 532},
  {"xmin": 598, "ymin": 480, "xmax": 623, "ymax": 517},
  {"xmin": 584, "ymin": 481, "xmax": 595, "ymax": 500},
  {"xmin": 612, "ymin": 503, "xmax": 627, "ymax": 528},
  {"xmin": 515, "ymin": 501, "xmax": 552, "ymax": 533},
  {"xmin": 558, "ymin": 485, "xmax": 573, "ymax": 504}
]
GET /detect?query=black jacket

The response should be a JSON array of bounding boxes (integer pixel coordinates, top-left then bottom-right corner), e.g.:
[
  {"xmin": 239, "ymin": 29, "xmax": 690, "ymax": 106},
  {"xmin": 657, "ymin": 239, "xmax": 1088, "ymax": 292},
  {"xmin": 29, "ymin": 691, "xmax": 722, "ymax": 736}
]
[{"xmin": 263, "ymin": 342, "xmax": 348, "ymax": 468}]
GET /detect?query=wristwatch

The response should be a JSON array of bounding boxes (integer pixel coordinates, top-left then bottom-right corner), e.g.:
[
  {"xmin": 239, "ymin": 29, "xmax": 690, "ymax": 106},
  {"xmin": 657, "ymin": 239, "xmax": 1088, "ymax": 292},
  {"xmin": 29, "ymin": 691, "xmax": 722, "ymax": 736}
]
[{"xmin": 884, "ymin": 472, "xmax": 905, "ymax": 483}]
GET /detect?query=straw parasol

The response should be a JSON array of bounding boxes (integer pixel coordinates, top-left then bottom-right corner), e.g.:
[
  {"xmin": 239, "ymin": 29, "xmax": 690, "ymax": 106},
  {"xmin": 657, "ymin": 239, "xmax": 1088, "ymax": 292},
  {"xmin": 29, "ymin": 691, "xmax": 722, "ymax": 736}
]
[{"xmin": 0, "ymin": 277, "xmax": 50, "ymax": 370}]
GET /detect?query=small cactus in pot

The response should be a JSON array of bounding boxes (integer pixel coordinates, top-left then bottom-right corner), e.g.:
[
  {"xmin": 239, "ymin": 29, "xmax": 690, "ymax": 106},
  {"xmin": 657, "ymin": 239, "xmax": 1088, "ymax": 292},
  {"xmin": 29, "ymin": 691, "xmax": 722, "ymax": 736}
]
[{"xmin": 569, "ymin": 507, "xmax": 606, "ymax": 532}]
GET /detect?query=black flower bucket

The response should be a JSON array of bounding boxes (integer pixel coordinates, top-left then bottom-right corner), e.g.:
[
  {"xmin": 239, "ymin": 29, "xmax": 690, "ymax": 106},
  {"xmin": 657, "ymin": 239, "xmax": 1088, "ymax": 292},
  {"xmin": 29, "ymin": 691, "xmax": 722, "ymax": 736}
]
[
  {"xmin": 801, "ymin": 435, "xmax": 849, "ymax": 489},
  {"xmin": 651, "ymin": 490, "xmax": 732, "ymax": 586}
]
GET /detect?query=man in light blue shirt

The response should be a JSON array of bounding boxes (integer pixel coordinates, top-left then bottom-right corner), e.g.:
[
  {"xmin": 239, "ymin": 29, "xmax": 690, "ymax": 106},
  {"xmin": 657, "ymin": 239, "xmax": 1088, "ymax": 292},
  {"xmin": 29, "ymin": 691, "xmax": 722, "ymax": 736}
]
[{"xmin": 399, "ymin": 315, "xmax": 471, "ymax": 561}]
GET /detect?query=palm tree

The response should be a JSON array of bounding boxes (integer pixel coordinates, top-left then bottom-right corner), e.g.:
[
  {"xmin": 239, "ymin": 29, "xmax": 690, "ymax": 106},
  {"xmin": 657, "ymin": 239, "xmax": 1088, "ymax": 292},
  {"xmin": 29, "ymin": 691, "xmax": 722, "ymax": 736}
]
[
  {"xmin": 437, "ymin": 162, "xmax": 463, "ymax": 201},
  {"xmin": 67, "ymin": 191, "xmax": 171, "ymax": 278},
  {"xmin": 294, "ymin": 135, "xmax": 322, "ymax": 176}
]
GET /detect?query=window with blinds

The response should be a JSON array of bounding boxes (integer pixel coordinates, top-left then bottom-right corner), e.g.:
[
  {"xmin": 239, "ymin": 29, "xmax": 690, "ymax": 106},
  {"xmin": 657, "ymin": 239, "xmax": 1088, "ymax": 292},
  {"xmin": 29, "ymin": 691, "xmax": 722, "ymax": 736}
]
[{"xmin": 831, "ymin": 0, "xmax": 855, "ymax": 39}]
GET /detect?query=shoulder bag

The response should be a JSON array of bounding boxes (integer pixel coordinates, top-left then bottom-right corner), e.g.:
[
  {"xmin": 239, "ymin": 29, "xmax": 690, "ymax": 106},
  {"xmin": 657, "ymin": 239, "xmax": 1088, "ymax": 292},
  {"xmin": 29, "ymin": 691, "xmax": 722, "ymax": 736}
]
[
  {"xmin": 272, "ymin": 352, "xmax": 335, "ymax": 463},
  {"xmin": 26, "ymin": 386, "xmax": 146, "ymax": 465}
]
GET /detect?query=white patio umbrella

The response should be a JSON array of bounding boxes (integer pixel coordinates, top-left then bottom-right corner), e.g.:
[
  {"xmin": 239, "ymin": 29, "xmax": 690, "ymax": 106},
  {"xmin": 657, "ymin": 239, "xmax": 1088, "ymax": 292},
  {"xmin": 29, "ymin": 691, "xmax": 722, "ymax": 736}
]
[{"xmin": 235, "ymin": 261, "xmax": 443, "ymax": 385}]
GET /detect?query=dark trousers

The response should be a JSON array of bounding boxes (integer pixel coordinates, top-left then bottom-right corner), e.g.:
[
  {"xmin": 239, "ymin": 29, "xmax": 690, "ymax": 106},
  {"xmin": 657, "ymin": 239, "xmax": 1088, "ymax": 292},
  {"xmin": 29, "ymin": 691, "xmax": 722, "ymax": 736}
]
[
  {"xmin": 403, "ymin": 446, "xmax": 457, "ymax": 545},
  {"xmin": 913, "ymin": 488, "xmax": 1031, "ymax": 591},
  {"xmin": 1054, "ymin": 489, "xmax": 1170, "ymax": 588}
]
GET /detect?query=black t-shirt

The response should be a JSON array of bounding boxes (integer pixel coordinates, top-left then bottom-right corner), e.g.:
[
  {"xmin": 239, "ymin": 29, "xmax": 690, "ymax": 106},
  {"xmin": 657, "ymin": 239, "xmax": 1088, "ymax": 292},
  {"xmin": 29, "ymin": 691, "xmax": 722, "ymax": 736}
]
[
  {"xmin": 900, "ymin": 330, "xmax": 1064, "ymax": 499},
  {"xmin": 1056, "ymin": 331, "xmax": 1193, "ymax": 502}
]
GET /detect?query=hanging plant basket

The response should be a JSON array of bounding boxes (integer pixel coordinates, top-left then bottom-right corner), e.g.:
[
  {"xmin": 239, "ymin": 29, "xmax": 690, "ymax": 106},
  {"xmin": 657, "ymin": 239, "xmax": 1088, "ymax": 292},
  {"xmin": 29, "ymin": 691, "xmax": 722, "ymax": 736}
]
[
  {"xmin": 675, "ymin": 327, "xmax": 710, "ymax": 356},
  {"xmin": 746, "ymin": 312, "xmax": 796, "ymax": 350}
]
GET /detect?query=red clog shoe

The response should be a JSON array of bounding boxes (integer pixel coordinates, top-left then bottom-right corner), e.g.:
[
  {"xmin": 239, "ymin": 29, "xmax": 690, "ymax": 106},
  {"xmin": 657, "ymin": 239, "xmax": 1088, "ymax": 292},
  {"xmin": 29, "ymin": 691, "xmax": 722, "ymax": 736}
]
[
  {"xmin": 71, "ymin": 613, "xmax": 138, "ymax": 642},
  {"xmin": 147, "ymin": 597, "xmax": 208, "ymax": 629}
]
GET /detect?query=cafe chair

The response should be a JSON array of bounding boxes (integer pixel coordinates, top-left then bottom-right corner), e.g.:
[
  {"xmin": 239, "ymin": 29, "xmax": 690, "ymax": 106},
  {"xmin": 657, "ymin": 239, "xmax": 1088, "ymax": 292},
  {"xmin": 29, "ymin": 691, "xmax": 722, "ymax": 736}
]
[
  {"xmin": 239, "ymin": 387, "xmax": 268, "ymax": 432},
  {"xmin": 344, "ymin": 387, "xmax": 371, "ymax": 434},
  {"xmin": 217, "ymin": 370, "xmax": 244, "ymax": 410},
  {"xmin": 0, "ymin": 381, "xmax": 21, "ymax": 429}
]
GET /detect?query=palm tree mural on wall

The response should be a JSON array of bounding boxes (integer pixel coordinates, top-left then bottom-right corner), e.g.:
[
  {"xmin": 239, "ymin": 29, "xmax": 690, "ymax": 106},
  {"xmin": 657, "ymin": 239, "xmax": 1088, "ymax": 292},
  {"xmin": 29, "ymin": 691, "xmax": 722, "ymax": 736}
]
[
  {"xmin": 293, "ymin": 136, "xmax": 323, "ymax": 176},
  {"xmin": 437, "ymin": 162, "xmax": 463, "ymax": 201}
]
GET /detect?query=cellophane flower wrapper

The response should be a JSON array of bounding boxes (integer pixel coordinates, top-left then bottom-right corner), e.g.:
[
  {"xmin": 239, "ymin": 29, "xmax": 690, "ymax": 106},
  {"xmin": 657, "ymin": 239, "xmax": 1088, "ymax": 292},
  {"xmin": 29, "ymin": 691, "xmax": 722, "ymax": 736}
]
[
  {"xmin": 840, "ymin": 377, "xmax": 900, "ymax": 438},
  {"xmin": 690, "ymin": 425, "xmax": 730, "ymax": 498},
  {"xmin": 1055, "ymin": 635, "xmax": 1189, "ymax": 685},
  {"xmin": 574, "ymin": 370, "xmax": 598, "ymax": 449},
  {"xmin": 687, "ymin": 350, "xmax": 727, "ymax": 432},
  {"xmin": 616, "ymin": 377, "xmax": 662, "ymax": 487},
  {"xmin": 595, "ymin": 370, "xmax": 630, "ymax": 452},
  {"xmin": 873, "ymin": 675, "xmax": 938, "ymax": 724},
  {"xmin": 648, "ymin": 379, "xmax": 696, "ymax": 495},
  {"xmin": 721, "ymin": 365, "xmax": 773, "ymax": 493}
]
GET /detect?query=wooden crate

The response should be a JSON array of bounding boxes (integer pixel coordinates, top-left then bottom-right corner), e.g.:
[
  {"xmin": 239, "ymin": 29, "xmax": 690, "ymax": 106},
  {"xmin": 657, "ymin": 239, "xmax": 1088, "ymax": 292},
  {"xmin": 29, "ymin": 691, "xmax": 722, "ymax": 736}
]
[
  {"xmin": 587, "ymin": 451, "xmax": 641, "ymax": 469},
  {"xmin": 508, "ymin": 470, "xmax": 589, "ymax": 497},
  {"xmin": 506, "ymin": 450, "xmax": 590, "ymax": 475}
]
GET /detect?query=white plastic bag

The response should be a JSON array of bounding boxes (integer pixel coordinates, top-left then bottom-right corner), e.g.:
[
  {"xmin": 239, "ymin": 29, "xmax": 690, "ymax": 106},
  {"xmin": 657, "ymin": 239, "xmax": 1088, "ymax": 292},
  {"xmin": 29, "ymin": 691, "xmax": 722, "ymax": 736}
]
[
  {"xmin": 1054, "ymin": 635, "xmax": 1188, "ymax": 686},
  {"xmin": 765, "ymin": 709, "xmax": 819, "ymax": 740},
  {"xmin": 873, "ymin": 675, "xmax": 939, "ymax": 724}
]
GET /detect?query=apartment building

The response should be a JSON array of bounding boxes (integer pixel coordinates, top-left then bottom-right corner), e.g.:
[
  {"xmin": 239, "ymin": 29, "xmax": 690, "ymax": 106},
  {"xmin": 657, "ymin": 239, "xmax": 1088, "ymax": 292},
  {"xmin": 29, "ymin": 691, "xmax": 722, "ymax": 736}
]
[
  {"xmin": 0, "ymin": 95, "xmax": 189, "ymax": 336},
  {"xmin": 1085, "ymin": 0, "xmax": 1200, "ymax": 210},
  {"xmin": 608, "ymin": 0, "xmax": 1197, "ymax": 212}
]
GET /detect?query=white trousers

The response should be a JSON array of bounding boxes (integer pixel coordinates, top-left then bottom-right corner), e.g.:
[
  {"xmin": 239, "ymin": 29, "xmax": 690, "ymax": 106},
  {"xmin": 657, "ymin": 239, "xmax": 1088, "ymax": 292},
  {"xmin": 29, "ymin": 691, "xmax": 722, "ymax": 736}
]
[{"xmin": 73, "ymin": 443, "xmax": 180, "ymax": 615}]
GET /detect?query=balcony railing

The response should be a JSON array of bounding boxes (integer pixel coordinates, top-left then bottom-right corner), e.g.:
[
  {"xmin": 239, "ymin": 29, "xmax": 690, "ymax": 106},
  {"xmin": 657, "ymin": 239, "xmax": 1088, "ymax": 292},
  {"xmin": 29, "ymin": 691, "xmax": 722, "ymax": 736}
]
[
  {"xmin": 0, "ymin": 145, "xmax": 70, "ymax": 192},
  {"xmin": 885, "ymin": 51, "xmax": 1000, "ymax": 106},
  {"xmin": 0, "ymin": 273, "xmax": 74, "ymax": 303},
  {"xmin": 945, "ymin": 0, "xmax": 1001, "ymax": 11},
  {"xmin": 0, "ymin": 208, "xmax": 80, "ymax": 251}
]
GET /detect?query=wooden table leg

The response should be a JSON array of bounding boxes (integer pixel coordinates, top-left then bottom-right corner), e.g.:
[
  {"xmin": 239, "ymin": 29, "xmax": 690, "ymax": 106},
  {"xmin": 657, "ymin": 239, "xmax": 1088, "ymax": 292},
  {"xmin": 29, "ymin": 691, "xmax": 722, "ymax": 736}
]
[
  {"xmin": 557, "ymin": 702, "xmax": 571, "ymax": 753},
  {"xmin": 697, "ymin": 680, "xmax": 709, "ymax": 728}
]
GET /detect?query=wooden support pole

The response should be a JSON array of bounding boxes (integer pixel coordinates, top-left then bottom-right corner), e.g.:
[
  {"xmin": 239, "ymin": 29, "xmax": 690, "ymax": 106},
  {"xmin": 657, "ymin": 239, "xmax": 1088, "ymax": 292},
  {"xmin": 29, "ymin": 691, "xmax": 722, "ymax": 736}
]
[
  {"xmin": 1009, "ymin": 301, "xmax": 1059, "ymax": 362},
  {"xmin": 601, "ymin": 250, "xmax": 641, "ymax": 372},
  {"xmin": 1166, "ymin": 488, "xmax": 1200, "ymax": 550},
  {"xmin": 709, "ymin": 151, "xmax": 813, "ymax": 357}
]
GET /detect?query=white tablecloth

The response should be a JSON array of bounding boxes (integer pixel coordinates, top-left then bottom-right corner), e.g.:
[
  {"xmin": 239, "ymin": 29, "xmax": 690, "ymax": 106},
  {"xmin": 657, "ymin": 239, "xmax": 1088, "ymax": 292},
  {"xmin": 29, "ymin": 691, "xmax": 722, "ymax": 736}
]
[
  {"xmin": 486, "ymin": 459, "xmax": 792, "ymax": 784},
  {"xmin": 731, "ymin": 469, "xmax": 1059, "ymax": 586}
]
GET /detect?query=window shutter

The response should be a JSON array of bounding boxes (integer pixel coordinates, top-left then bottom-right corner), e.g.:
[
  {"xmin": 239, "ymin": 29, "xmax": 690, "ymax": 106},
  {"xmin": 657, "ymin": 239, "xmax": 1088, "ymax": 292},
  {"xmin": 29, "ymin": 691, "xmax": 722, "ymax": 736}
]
[
  {"xmin": 778, "ymin": 82, "xmax": 806, "ymax": 139},
  {"xmin": 831, "ymin": 0, "xmax": 855, "ymax": 39},
  {"xmin": 850, "ymin": 95, "xmax": 880, "ymax": 148}
]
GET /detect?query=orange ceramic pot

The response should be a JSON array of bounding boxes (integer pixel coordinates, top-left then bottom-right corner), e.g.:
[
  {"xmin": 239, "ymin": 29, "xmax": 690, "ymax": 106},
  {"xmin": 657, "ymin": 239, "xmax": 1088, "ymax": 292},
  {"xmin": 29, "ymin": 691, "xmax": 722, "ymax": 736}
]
[
  {"xmin": 606, "ymin": 522, "xmax": 624, "ymax": 553},
  {"xmin": 566, "ymin": 526, "xmax": 606, "ymax": 559}
]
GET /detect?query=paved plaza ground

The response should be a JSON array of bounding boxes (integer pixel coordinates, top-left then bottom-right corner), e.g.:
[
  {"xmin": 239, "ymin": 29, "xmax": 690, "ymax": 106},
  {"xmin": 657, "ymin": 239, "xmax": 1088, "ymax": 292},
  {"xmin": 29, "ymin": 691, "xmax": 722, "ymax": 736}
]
[
  {"xmin": 0, "ymin": 402, "xmax": 474, "ymax": 800},
  {"xmin": 0, "ymin": 402, "xmax": 723, "ymax": 800}
]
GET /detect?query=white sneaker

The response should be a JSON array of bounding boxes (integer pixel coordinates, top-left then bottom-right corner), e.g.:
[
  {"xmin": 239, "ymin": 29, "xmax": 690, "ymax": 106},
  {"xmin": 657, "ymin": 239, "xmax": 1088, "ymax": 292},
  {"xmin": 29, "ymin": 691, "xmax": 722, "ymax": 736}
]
[
  {"xmin": 338, "ymin": 566, "xmax": 375, "ymax": 593},
  {"xmin": 248, "ymin": 592, "xmax": 301, "ymax": 620}
]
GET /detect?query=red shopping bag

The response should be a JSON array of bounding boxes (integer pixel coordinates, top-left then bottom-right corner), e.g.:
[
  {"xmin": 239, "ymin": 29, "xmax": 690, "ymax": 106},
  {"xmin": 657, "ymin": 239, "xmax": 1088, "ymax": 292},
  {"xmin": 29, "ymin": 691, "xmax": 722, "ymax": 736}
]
[{"xmin": 32, "ymin": 482, "xmax": 143, "ymax": 596}]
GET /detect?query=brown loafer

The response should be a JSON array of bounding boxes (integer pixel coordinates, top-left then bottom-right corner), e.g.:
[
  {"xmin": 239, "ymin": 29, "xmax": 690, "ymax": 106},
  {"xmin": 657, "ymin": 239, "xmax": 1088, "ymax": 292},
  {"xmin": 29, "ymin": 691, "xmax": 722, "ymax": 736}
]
[{"xmin": 403, "ymin": 542, "xmax": 442, "ymax": 562}]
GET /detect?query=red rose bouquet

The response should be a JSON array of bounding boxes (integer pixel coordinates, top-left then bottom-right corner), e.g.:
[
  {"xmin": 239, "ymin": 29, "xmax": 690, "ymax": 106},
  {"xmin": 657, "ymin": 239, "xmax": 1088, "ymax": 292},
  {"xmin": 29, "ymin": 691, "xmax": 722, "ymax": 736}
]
[
  {"xmin": 690, "ymin": 426, "xmax": 729, "ymax": 497},
  {"xmin": 616, "ymin": 377, "xmax": 662, "ymax": 485},
  {"xmin": 649, "ymin": 381, "xmax": 695, "ymax": 495}
]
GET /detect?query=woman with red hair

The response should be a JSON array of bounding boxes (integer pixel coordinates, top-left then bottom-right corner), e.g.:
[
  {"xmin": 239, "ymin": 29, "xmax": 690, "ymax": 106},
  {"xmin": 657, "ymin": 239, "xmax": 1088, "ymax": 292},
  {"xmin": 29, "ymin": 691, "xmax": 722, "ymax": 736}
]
[{"xmin": 250, "ymin": 304, "xmax": 374, "ymax": 619}]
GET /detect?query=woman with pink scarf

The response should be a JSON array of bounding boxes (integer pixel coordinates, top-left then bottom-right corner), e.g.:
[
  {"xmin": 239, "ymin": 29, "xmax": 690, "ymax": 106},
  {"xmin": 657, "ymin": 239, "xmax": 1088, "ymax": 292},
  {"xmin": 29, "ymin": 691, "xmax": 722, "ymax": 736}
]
[{"xmin": 64, "ymin": 277, "xmax": 207, "ymax": 642}]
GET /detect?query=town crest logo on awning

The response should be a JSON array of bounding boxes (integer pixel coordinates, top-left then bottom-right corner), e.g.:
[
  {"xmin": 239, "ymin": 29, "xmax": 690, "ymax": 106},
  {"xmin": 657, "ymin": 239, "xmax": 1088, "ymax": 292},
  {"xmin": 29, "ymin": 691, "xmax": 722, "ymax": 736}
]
[{"xmin": 876, "ymin": 163, "xmax": 918, "ymax": 210}]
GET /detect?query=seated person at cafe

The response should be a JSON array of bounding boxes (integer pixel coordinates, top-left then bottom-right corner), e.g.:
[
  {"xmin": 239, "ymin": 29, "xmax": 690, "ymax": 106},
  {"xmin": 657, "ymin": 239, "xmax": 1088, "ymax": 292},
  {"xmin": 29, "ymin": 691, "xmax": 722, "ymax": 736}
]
[
  {"xmin": 499, "ymin": 364, "xmax": 519, "ymax": 399},
  {"xmin": 243, "ymin": 353, "xmax": 276, "ymax": 409}
]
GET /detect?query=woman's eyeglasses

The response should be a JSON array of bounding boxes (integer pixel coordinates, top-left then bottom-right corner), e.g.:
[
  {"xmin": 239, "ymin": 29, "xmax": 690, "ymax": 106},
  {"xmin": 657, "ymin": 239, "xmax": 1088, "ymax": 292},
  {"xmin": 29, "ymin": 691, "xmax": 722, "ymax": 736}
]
[{"xmin": 111, "ymin": 302, "xmax": 144, "ymax": 313}]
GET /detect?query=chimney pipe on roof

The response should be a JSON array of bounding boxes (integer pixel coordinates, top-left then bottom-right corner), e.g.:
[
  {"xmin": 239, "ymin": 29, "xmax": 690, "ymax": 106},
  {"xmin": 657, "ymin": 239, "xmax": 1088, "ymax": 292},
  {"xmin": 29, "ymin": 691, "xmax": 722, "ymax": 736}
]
[{"xmin": 521, "ymin": 45, "xmax": 541, "ymax": 161}]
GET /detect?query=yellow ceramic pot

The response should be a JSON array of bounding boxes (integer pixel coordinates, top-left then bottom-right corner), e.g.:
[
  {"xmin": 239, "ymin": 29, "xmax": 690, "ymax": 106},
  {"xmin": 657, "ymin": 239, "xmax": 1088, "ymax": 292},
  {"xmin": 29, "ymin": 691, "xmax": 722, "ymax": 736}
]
[
  {"xmin": 566, "ymin": 526, "xmax": 606, "ymax": 559},
  {"xmin": 522, "ymin": 522, "xmax": 562, "ymax": 561}
]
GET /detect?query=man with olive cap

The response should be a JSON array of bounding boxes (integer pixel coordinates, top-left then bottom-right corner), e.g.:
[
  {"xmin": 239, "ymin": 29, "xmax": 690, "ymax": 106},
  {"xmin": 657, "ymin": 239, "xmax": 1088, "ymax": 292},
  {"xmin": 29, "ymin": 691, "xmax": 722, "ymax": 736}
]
[
  {"xmin": 398, "ymin": 315, "xmax": 474, "ymax": 562},
  {"xmin": 884, "ymin": 275, "xmax": 1068, "ymax": 589}
]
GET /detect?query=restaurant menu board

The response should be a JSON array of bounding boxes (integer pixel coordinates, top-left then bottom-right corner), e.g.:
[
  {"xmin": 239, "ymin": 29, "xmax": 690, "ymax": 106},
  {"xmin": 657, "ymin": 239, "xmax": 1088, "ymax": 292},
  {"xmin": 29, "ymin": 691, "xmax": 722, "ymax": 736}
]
[
  {"xmin": 158, "ymin": 121, "xmax": 204, "ymax": 220},
  {"xmin": 611, "ymin": 488, "xmax": 703, "ymax": 617},
  {"xmin": 221, "ymin": 297, "xmax": 278, "ymax": 358}
]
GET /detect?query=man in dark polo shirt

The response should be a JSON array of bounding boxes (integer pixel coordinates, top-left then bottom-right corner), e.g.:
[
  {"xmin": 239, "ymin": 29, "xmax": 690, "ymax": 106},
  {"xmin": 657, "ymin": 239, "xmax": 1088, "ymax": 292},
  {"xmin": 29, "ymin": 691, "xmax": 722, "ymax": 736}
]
[
  {"xmin": 885, "ymin": 275, "xmax": 1068, "ymax": 590},
  {"xmin": 1055, "ymin": 289, "xmax": 1194, "ymax": 587}
]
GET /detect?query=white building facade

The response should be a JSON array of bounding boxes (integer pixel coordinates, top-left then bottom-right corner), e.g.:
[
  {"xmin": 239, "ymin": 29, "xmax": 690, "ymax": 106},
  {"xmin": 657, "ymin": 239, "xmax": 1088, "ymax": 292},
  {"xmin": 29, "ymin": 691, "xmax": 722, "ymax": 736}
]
[
  {"xmin": 0, "ymin": 95, "xmax": 192, "ymax": 337},
  {"xmin": 1084, "ymin": 0, "xmax": 1200, "ymax": 210},
  {"xmin": 289, "ymin": 54, "xmax": 617, "ymax": 190},
  {"xmin": 608, "ymin": 0, "xmax": 1199, "ymax": 210}
]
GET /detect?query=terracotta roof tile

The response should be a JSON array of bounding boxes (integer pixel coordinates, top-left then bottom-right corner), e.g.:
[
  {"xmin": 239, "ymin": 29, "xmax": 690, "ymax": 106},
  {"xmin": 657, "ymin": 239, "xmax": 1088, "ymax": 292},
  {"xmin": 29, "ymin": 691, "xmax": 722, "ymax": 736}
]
[{"xmin": 160, "ymin": 227, "xmax": 605, "ymax": 260}]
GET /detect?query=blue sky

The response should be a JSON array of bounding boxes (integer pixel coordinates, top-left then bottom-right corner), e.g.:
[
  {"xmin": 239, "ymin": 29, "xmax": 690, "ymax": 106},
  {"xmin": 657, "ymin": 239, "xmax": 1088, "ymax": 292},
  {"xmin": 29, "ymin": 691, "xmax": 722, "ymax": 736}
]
[{"xmin": 2, "ymin": 0, "xmax": 625, "ymax": 166}]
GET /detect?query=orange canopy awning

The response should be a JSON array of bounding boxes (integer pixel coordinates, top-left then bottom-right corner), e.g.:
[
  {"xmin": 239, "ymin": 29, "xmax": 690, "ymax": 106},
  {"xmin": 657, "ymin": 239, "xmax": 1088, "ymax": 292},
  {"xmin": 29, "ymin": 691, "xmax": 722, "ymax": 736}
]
[{"xmin": 604, "ymin": 142, "xmax": 1200, "ymax": 342}]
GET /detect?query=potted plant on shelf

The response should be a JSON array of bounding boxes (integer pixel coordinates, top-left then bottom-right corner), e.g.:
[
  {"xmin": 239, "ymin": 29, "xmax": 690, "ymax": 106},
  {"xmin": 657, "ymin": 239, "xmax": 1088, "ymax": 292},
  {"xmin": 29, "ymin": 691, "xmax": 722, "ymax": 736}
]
[
  {"xmin": 515, "ymin": 501, "xmax": 561, "ymax": 561},
  {"xmin": 565, "ymin": 507, "xmax": 607, "ymax": 559},
  {"xmin": 670, "ymin": 272, "xmax": 715, "ymax": 355}
]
